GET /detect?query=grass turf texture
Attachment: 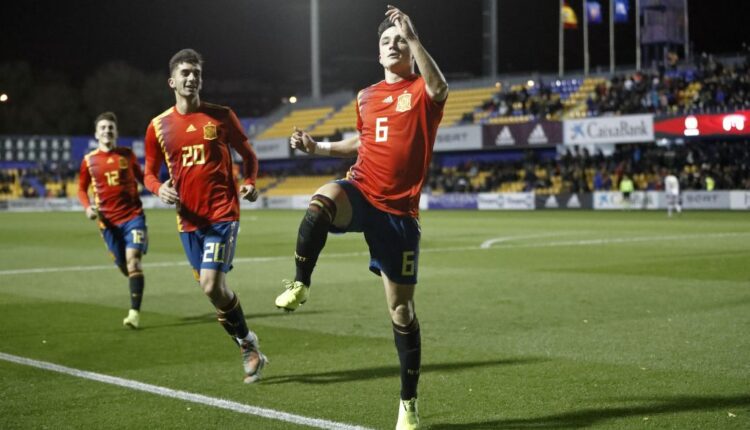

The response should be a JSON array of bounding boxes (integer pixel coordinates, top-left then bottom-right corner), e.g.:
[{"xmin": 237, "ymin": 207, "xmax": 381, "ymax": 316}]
[{"xmin": 0, "ymin": 209, "xmax": 748, "ymax": 429}]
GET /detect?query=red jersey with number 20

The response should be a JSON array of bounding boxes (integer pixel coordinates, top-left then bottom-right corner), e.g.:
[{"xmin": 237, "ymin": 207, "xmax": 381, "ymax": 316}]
[
  {"xmin": 349, "ymin": 75, "xmax": 444, "ymax": 217},
  {"xmin": 143, "ymin": 103, "xmax": 258, "ymax": 232}
]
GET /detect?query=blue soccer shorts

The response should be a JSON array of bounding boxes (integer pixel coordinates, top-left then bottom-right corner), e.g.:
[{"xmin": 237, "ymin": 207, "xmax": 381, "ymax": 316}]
[
  {"xmin": 331, "ymin": 180, "xmax": 421, "ymax": 285},
  {"xmin": 179, "ymin": 221, "xmax": 239, "ymax": 280},
  {"xmin": 100, "ymin": 214, "xmax": 148, "ymax": 267}
]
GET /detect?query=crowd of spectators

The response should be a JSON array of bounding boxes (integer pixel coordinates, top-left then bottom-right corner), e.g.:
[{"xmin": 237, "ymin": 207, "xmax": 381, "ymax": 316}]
[
  {"xmin": 475, "ymin": 49, "xmax": 750, "ymax": 122},
  {"xmin": 0, "ymin": 162, "xmax": 79, "ymax": 198},
  {"xmin": 428, "ymin": 140, "xmax": 750, "ymax": 194}
]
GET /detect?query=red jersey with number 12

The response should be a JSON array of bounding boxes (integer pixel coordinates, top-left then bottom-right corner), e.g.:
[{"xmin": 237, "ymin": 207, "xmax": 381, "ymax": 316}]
[
  {"xmin": 143, "ymin": 103, "xmax": 258, "ymax": 232},
  {"xmin": 349, "ymin": 75, "xmax": 444, "ymax": 217},
  {"xmin": 78, "ymin": 147, "xmax": 144, "ymax": 228}
]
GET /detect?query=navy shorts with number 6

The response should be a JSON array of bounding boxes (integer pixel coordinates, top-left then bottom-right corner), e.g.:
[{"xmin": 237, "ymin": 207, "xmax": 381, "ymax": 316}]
[
  {"xmin": 179, "ymin": 221, "xmax": 239, "ymax": 280},
  {"xmin": 332, "ymin": 180, "xmax": 421, "ymax": 285}
]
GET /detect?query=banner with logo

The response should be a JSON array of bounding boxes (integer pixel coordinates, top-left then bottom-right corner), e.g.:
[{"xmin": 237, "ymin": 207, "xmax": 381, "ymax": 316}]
[
  {"xmin": 586, "ymin": 1, "xmax": 602, "ymax": 24},
  {"xmin": 427, "ymin": 193, "xmax": 478, "ymax": 210},
  {"xmin": 654, "ymin": 111, "xmax": 750, "ymax": 139},
  {"xmin": 593, "ymin": 191, "xmax": 665, "ymax": 210},
  {"xmin": 730, "ymin": 191, "xmax": 750, "ymax": 210},
  {"xmin": 477, "ymin": 192, "xmax": 535, "ymax": 210},
  {"xmin": 564, "ymin": 114, "xmax": 654, "ymax": 145},
  {"xmin": 434, "ymin": 125, "xmax": 482, "ymax": 151},
  {"xmin": 483, "ymin": 121, "xmax": 562, "ymax": 148},
  {"xmin": 535, "ymin": 193, "xmax": 593, "ymax": 210},
  {"xmin": 682, "ymin": 191, "xmax": 730, "ymax": 210},
  {"xmin": 252, "ymin": 138, "xmax": 291, "ymax": 160}
]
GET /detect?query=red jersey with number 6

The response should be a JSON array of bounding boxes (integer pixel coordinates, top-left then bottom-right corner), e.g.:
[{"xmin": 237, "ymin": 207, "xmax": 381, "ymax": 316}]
[
  {"xmin": 348, "ymin": 74, "xmax": 444, "ymax": 217},
  {"xmin": 143, "ymin": 102, "xmax": 258, "ymax": 232},
  {"xmin": 78, "ymin": 147, "xmax": 144, "ymax": 228}
]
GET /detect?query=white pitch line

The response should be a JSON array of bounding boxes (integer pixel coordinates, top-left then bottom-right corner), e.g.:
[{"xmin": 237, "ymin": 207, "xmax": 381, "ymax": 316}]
[
  {"xmin": 1, "ymin": 232, "xmax": 747, "ymax": 276},
  {"xmin": 0, "ymin": 352, "xmax": 373, "ymax": 430}
]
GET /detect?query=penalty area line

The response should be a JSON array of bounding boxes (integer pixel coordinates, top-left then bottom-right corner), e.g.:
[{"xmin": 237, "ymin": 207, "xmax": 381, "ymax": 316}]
[{"xmin": 0, "ymin": 352, "xmax": 374, "ymax": 430}]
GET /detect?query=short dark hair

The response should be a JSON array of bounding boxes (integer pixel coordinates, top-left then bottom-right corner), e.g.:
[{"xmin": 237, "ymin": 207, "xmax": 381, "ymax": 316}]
[
  {"xmin": 377, "ymin": 18, "xmax": 394, "ymax": 39},
  {"xmin": 377, "ymin": 17, "xmax": 417, "ymax": 39},
  {"xmin": 95, "ymin": 111, "xmax": 117, "ymax": 126},
  {"xmin": 169, "ymin": 48, "xmax": 203, "ymax": 75}
]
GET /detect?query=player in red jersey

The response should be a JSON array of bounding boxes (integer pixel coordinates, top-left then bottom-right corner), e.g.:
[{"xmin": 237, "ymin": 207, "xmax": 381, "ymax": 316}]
[
  {"xmin": 78, "ymin": 112, "xmax": 148, "ymax": 329},
  {"xmin": 143, "ymin": 49, "xmax": 266, "ymax": 383},
  {"xmin": 274, "ymin": 6, "xmax": 448, "ymax": 429}
]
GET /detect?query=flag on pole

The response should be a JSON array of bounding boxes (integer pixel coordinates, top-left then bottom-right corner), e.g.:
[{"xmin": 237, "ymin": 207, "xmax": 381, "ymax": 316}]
[
  {"xmin": 614, "ymin": 0, "xmax": 629, "ymax": 23},
  {"xmin": 586, "ymin": 1, "xmax": 603, "ymax": 24},
  {"xmin": 562, "ymin": 2, "xmax": 578, "ymax": 29}
]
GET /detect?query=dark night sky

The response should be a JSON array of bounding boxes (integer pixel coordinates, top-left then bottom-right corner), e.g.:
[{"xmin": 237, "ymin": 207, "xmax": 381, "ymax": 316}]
[{"xmin": 2, "ymin": 0, "xmax": 749, "ymax": 115}]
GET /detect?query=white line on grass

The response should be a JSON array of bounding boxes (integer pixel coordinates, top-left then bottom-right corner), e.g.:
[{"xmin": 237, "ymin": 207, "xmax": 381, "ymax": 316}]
[
  {"xmin": 0, "ymin": 352, "xmax": 373, "ymax": 430},
  {"xmin": 1, "ymin": 232, "xmax": 747, "ymax": 276}
]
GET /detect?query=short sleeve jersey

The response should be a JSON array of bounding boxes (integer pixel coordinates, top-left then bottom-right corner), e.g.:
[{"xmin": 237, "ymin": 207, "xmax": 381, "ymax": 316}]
[
  {"xmin": 78, "ymin": 147, "xmax": 144, "ymax": 228},
  {"xmin": 143, "ymin": 103, "xmax": 258, "ymax": 232},
  {"xmin": 348, "ymin": 75, "xmax": 444, "ymax": 217}
]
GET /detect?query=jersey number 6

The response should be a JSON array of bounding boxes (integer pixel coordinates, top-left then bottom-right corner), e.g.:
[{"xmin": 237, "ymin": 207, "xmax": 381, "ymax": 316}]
[{"xmin": 376, "ymin": 117, "xmax": 388, "ymax": 143}]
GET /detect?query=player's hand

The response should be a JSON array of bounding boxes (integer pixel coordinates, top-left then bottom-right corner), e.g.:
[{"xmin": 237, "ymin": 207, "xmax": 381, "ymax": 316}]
[
  {"xmin": 290, "ymin": 126, "xmax": 317, "ymax": 154},
  {"xmin": 158, "ymin": 179, "xmax": 179, "ymax": 205},
  {"xmin": 239, "ymin": 184, "xmax": 259, "ymax": 202},
  {"xmin": 85, "ymin": 206, "xmax": 98, "ymax": 220},
  {"xmin": 386, "ymin": 5, "xmax": 418, "ymax": 41}
]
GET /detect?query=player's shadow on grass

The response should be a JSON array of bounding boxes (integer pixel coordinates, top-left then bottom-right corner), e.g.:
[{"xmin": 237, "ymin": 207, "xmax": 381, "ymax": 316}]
[
  {"xmin": 261, "ymin": 357, "xmax": 545, "ymax": 385},
  {"xmin": 428, "ymin": 394, "xmax": 750, "ymax": 429},
  {"xmin": 138, "ymin": 311, "xmax": 328, "ymax": 331}
]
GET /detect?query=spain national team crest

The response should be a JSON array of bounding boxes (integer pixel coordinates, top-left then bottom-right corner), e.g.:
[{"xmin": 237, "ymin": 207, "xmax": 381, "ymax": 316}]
[
  {"xmin": 118, "ymin": 157, "xmax": 128, "ymax": 169},
  {"xmin": 203, "ymin": 122, "xmax": 217, "ymax": 140},
  {"xmin": 396, "ymin": 92, "xmax": 412, "ymax": 112}
]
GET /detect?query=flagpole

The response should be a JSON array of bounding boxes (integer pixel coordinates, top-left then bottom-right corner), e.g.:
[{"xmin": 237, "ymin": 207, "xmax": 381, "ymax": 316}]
[
  {"xmin": 583, "ymin": 0, "xmax": 589, "ymax": 75},
  {"xmin": 559, "ymin": 0, "xmax": 565, "ymax": 76},
  {"xmin": 609, "ymin": 0, "xmax": 615, "ymax": 73},
  {"xmin": 683, "ymin": 0, "xmax": 690, "ymax": 61},
  {"xmin": 635, "ymin": 0, "xmax": 641, "ymax": 71}
]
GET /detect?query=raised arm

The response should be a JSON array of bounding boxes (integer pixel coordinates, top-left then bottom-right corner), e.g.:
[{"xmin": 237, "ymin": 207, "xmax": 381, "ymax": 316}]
[{"xmin": 386, "ymin": 5, "xmax": 449, "ymax": 102}]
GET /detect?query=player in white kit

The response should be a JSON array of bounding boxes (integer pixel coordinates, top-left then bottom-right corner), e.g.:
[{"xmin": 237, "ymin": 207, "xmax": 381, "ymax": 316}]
[{"xmin": 664, "ymin": 173, "xmax": 682, "ymax": 217}]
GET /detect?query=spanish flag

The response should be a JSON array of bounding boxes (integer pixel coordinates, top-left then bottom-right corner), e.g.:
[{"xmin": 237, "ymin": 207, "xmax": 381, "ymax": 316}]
[{"xmin": 562, "ymin": 2, "xmax": 578, "ymax": 29}]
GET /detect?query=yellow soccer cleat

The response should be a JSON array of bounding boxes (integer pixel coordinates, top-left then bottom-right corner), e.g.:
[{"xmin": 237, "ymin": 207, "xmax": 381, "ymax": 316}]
[
  {"xmin": 274, "ymin": 280, "xmax": 309, "ymax": 312},
  {"xmin": 396, "ymin": 398, "xmax": 419, "ymax": 430},
  {"xmin": 123, "ymin": 309, "xmax": 140, "ymax": 329}
]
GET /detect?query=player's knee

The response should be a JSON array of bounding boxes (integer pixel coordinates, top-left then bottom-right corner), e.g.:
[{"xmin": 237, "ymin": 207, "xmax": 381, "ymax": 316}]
[
  {"xmin": 126, "ymin": 258, "xmax": 142, "ymax": 275},
  {"xmin": 390, "ymin": 303, "xmax": 414, "ymax": 327},
  {"xmin": 200, "ymin": 276, "xmax": 219, "ymax": 297},
  {"xmin": 307, "ymin": 194, "xmax": 337, "ymax": 225}
]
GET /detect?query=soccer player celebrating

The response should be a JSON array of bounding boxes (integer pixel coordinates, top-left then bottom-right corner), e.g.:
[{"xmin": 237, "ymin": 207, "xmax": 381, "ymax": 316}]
[
  {"xmin": 78, "ymin": 112, "xmax": 148, "ymax": 329},
  {"xmin": 143, "ymin": 49, "xmax": 266, "ymax": 383},
  {"xmin": 274, "ymin": 6, "xmax": 448, "ymax": 429}
]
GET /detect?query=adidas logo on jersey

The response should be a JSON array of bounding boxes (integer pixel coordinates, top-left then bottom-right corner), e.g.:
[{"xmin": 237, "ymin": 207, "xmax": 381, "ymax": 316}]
[
  {"xmin": 186, "ymin": 124, "xmax": 197, "ymax": 132},
  {"xmin": 107, "ymin": 157, "xmax": 115, "ymax": 164},
  {"xmin": 528, "ymin": 124, "xmax": 549, "ymax": 144},
  {"xmin": 495, "ymin": 127, "xmax": 515, "ymax": 146},
  {"xmin": 382, "ymin": 95, "xmax": 393, "ymax": 104}
]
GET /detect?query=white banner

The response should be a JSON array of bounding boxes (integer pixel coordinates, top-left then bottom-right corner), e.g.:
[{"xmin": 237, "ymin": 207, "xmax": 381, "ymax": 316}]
[
  {"xmin": 252, "ymin": 138, "xmax": 289, "ymax": 160},
  {"xmin": 433, "ymin": 125, "xmax": 482, "ymax": 151},
  {"xmin": 730, "ymin": 191, "xmax": 750, "ymax": 210},
  {"xmin": 593, "ymin": 191, "xmax": 665, "ymax": 210},
  {"xmin": 564, "ymin": 114, "xmax": 654, "ymax": 145},
  {"xmin": 682, "ymin": 191, "xmax": 730, "ymax": 209},
  {"xmin": 477, "ymin": 192, "xmax": 535, "ymax": 210}
]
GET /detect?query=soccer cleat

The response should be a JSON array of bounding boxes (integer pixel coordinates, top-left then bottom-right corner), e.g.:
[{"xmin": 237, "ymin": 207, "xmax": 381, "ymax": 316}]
[
  {"xmin": 240, "ymin": 333, "xmax": 268, "ymax": 384},
  {"xmin": 275, "ymin": 280, "xmax": 309, "ymax": 312},
  {"xmin": 396, "ymin": 398, "xmax": 419, "ymax": 430},
  {"xmin": 123, "ymin": 309, "xmax": 140, "ymax": 329}
]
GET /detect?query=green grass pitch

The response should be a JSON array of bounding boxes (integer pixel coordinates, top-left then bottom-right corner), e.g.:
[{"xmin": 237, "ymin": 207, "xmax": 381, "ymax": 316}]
[{"xmin": 0, "ymin": 209, "xmax": 748, "ymax": 429}]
